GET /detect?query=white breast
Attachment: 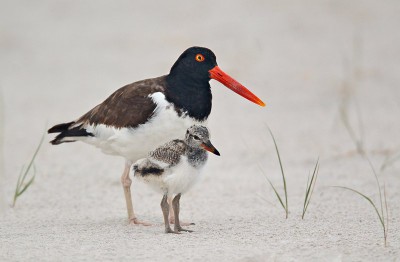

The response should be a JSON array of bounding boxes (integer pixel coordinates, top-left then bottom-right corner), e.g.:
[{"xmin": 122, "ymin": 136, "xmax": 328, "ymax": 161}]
[
  {"xmin": 80, "ymin": 92, "xmax": 206, "ymax": 162},
  {"xmin": 163, "ymin": 156, "xmax": 204, "ymax": 195},
  {"xmin": 134, "ymin": 156, "xmax": 205, "ymax": 196}
]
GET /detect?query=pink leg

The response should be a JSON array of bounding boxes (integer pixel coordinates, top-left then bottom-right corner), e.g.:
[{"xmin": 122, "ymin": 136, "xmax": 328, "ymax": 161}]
[{"xmin": 121, "ymin": 160, "xmax": 151, "ymax": 226}]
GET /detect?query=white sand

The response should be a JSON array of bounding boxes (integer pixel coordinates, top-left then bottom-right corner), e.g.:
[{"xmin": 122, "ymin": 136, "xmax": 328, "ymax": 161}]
[{"xmin": 1, "ymin": 0, "xmax": 399, "ymax": 261}]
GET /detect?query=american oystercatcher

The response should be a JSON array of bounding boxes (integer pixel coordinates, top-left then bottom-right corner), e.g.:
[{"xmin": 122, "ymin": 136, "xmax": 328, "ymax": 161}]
[
  {"xmin": 48, "ymin": 46, "xmax": 265, "ymax": 225},
  {"xmin": 133, "ymin": 125, "xmax": 219, "ymax": 233}
]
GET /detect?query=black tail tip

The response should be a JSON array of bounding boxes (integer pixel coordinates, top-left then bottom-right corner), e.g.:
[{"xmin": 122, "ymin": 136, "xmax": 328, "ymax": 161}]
[
  {"xmin": 48, "ymin": 121, "xmax": 75, "ymax": 134},
  {"xmin": 49, "ymin": 138, "xmax": 62, "ymax": 145}
]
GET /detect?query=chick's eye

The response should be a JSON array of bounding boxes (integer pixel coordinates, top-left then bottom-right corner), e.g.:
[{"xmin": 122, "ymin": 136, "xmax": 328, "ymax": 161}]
[{"xmin": 195, "ymin": 54, "xmax": 205, "ymax": 62}]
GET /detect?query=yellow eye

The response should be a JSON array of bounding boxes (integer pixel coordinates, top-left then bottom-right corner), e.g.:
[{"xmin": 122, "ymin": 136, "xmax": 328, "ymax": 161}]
[{"xmin": 195, "ymin": 54, "xmax": 205, "ymax": 62}]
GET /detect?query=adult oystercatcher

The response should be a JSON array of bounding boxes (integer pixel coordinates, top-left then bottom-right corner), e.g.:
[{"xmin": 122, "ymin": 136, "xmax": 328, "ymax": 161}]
[
  {"xmin": 48, "ymin": 46, "xmax": 265, "ymax": 225},
  {"xmin": 133, "ymin": 125, "xmax": 219, "ymax": 233}
]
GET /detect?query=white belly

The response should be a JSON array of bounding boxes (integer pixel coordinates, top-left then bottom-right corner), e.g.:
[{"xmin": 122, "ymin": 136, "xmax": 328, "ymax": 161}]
[
  {"xmin": 135, "ymin": 156, "xmax": 204, "ymax": 196},
  {"xmin": 164, "ymin": 157, "xmax": 204, "ymax": 195},
  {"xmin": 80, "ymin": 92, "xmax": 206, "ymax": 161}
]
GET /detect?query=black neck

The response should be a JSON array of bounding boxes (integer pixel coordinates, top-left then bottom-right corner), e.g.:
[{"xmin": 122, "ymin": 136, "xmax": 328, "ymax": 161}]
[{"xmin": 165, "ymin": 73, "xmax": 212, "ymax": 121}]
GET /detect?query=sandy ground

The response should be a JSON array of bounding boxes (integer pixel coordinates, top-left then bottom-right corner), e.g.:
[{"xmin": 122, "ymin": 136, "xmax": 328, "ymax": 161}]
[{"xmin": 1, "ymin": 0, "xmax": 400, "ymax": 261}]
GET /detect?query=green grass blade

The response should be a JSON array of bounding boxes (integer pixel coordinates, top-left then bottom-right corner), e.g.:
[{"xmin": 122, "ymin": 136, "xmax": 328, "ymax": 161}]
[
  {"xmin": 302, "ymin": 173, "xmax": 311, "ymax": 217},
  {"xmin": 365, "ymin": 157, "xmax": 384, "ymax": 226},
  {"xmin": 302, "ymin": 158, "xmax": 319, "ymax": 219},
  {"xmin": 304, "ymin": 164, "xmax": 319, "ymax": 214},
  {"xmin": 16, "ymin": 165, "xmax": 24, "ymax": 189},
  {"xmin": 12, "ymin": 131, "xmax": 45, "ymax": 207},
  {"xmin": 383, "ymin": 184, "xmax": 389, "ymax": 247},
  {"xmin": 264, "ymin": 175, "xmax": 286, "ymax": 212},
  {"xmin": 333, "ymin": 186, "xmax": 385, "ymax": 229},
  {"xmin": 17, "ymin": 165, "xmax": 36, "ymax": 197},
  {"xmin": 12, "ymin": 166, "xmax": 25, "ymax": 207},
  {"xmin": 17, "ymin": 174, "xmax": 35, "ymax": 197},
  {"xmin": 258, "ymin": 165, "xmax": 286, "ymax": 215},
  {"xmin": 21, "ymin": 133, "xmax": 45, "ymax": 183},
  {"xmin": 267, "ymin": 126, "xmax": 288, "ymax": 218}
]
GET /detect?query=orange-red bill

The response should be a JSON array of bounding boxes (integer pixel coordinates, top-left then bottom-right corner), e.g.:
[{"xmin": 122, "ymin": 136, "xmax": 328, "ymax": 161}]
[
  {"xmin": 201, "ymin": 141, "xmax": 220, "ymax": 156},
  {"xmin": 209, "ymin": 66, "xmax": 265, "ymax": 107}
]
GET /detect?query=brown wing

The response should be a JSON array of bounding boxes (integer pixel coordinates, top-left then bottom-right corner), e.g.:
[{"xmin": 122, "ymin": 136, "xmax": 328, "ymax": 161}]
[
  {"xmin": 149, "ymin": 139, "xmax": 187, "ymax": 166},
  {"xmin": 77, "ymin": 76, "xmax": 166, "ymax": 128}
]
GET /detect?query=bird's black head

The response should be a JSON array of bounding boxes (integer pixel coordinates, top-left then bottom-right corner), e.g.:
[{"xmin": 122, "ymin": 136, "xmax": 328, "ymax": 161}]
[
  {"xmin": 168, "ymin": 46, "xmax": 265, "ymax": 107},
  {"xmin": 165, "ymin": 46, "xmax": 265, "ymax": 121},
  {"xmin": 169, "ymin": 46, "xmax": 218, "ymax": 82}
]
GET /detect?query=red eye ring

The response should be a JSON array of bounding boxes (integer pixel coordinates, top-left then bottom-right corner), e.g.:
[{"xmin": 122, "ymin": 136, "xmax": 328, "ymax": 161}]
[{"xmin": 195, "ymin": 54, "xmax": 205, "ymax": 62}]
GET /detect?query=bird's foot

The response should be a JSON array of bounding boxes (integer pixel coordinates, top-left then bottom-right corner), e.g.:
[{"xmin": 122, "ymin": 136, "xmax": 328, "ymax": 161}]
[
  {"xmin": 174, "ymin": 225, "xmax": 193, "ymax": 233},
  {"xmin": 165, "ymin": 227, "xmax": 181, "ymax": 234},
  {"xmin": 169, "ymin": 217, "xmax": 195, "ymax": 226},
  {"xmin": 129, "ymin": 218, "xmax": 152, "ymax": 226}
]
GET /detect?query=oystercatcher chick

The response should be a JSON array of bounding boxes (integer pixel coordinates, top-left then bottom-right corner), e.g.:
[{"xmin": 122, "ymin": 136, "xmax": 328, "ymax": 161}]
[
  {"xmin": 48, "ymin": 46, "xmax": 265, "ymax": 225},
  {"xmin": 133, "ymin": 125, "xmax": 219, "ymax": 233}
]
